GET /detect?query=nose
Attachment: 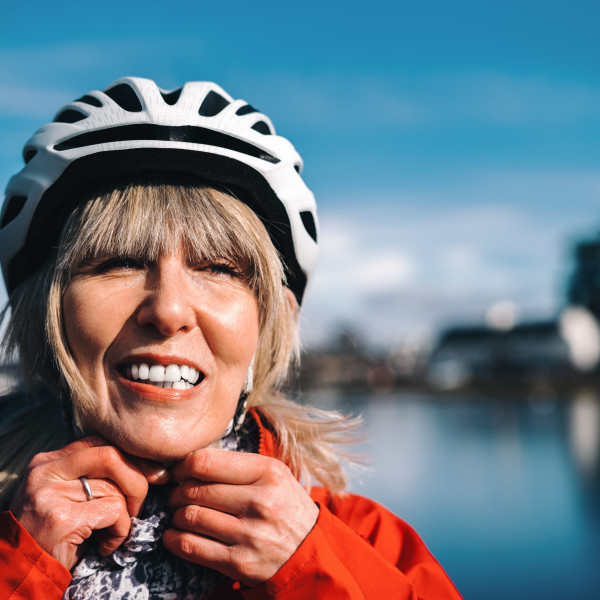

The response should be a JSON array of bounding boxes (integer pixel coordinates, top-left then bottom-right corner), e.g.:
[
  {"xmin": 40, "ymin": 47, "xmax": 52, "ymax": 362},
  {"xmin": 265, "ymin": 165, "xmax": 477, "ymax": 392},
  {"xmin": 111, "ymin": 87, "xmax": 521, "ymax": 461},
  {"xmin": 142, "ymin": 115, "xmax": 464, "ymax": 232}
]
[{"xmin": 135, "ymin": 258, "xmax": 197, "ymax": 337}]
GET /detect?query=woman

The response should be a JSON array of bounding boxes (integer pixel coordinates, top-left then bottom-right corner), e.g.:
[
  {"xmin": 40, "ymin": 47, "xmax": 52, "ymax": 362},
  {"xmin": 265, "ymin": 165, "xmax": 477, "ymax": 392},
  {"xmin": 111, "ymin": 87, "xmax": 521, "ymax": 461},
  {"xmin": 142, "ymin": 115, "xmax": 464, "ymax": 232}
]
[{"xmin": 0, "ymin": 77, "xmax": 462, "ymax": 599}]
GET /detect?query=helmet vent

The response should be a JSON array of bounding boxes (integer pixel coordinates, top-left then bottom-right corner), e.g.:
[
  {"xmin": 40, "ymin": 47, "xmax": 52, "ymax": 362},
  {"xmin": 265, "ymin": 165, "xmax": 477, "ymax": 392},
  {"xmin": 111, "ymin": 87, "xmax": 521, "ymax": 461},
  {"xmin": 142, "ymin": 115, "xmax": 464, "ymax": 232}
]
[
  {"xmin": 161, "ymin": 88, "xmax": 182, "ymax": 105},
  {"xmin": 199, "ymin": 91, "xmax": 230, "ymax": 117},
  {"xmin": 1, "ymin": 196, "xmax": 27, "ymax": 229},
  {"xmin": 105, "ymin": 83, "xmax": 143, "ymax": 112},
  {"xmin": 53, "ymin": 124, "xmax": 281, "ymax": 164},
  {"xmin": 300, "ymin": 211, "xmax": 317, "ymax": 242},
  {"xmin": 236, "ymin": 104, "xmax": 259, "ymax": 116},
  {"xmin": 76, "ymin": 94, "xmax": 103, "ymax": 108},
  {"xmin": 54, "ymin": 109, "xmax": 87, "ymax": 124},
  {"xmin": 23, "ymin": 149, "xmax": 37, "ymax": 164},
  {"xmin": 251, "ymin": 121, "xmax": 272, "ymax": 135}
]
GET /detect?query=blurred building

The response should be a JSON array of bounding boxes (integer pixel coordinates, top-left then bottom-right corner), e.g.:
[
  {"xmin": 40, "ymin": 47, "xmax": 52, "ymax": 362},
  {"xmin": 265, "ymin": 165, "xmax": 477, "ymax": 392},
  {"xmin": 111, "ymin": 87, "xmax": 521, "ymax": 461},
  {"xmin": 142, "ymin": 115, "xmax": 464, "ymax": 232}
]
[
  {"xmin": 299, "ymin": 230, "xmax": 600, "ymax": 395},
  {"xmin": 297, "ymin": 329, "xmax": 397, "ymax": 394},
  {"xmin": 426, "ymin": 232, "xmax": 600, "ymax": 393},
  {"xmin": 567, "ymin": 235, "xmax": 600, "ymax": 319},
  {"xmin": 426, "ymin": 309, "xmax": 600, "ymax": 392}
]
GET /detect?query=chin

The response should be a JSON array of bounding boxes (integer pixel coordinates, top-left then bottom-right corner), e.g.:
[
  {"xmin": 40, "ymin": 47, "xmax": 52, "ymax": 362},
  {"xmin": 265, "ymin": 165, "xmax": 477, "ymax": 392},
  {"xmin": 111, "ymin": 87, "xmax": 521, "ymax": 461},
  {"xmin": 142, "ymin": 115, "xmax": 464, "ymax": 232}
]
[
  {"xmin": 136, "ymin": 438, "xmax": 215, "ymax": 462},
  {"xmin": 96, "ymin": 424, "xmax": 218, "ymax": 462}
]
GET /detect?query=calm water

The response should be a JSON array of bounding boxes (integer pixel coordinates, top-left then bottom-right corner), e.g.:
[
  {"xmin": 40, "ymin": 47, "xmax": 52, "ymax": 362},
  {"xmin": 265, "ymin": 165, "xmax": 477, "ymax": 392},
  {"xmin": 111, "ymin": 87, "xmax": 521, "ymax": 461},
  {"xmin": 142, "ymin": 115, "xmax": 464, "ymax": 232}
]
[{"xmin": 305, "ymin": 389, "xmax": 600, "ymax": 600}]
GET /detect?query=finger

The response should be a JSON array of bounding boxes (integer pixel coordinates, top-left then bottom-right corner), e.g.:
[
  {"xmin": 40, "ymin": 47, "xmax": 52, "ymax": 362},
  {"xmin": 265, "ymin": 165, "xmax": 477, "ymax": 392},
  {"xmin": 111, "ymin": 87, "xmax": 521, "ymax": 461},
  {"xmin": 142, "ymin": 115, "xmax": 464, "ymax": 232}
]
[
  {"xmin": 163, "ymin": 527, "xmax": 233, "ymax": 573},
  {"xmin": 47, "ymin": 446, "xmax": 148, "ymax": 517},
  {"xmin": 96, "ymin": 503, "xmax": 133, "ymax": 555},
  {"xmin": 167, "ymin": 480, "xmax": 247, "ymax": 515},
  {"xmin": 69, "ymin": 476, "xmax": 127, "ymax": 504},
  {"xmin": 170, "ymin": 449, "xmax": 271, "ymax": 485},
  {"xmin": 170, "ymin": 504, "xmax": 241, "ymax": 545},
  {"xmin": 80, "ymin": 495, "xmax": 131, "ymax": 554},
  {"xmin": 27, "ymin": 436, "xmax": 110, "ymax": 468}
]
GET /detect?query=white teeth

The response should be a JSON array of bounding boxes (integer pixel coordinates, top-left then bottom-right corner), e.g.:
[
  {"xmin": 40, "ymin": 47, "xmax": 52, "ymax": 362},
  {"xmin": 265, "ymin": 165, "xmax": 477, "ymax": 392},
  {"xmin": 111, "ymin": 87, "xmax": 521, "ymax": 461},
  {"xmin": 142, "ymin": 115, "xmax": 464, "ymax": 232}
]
[
  {"xmin": 164, "ymin": 364, "xmax": 181, "ymax": 382},
  {"xmin": 124, "ymin": 361, "xmax": 201, "ymax": 388},
  {"xmin": 148, "ymin": 365, "xmax": 165, "ymax": 382},
  {"xmin": 138, "ymin": 363, "xmax": 150, "ymax": 380}
]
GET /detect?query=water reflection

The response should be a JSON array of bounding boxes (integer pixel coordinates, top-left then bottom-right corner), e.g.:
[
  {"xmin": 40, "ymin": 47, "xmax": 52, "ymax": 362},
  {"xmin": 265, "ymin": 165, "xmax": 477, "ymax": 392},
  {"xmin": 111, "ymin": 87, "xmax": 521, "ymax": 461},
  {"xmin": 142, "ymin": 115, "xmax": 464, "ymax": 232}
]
[
  {"xmin": 304, "ymin": 390, "xmax": 600, "ymax": 600},
  {"xmin": 570, "ymin": 390, "xmax": 600, "ymax": 479}
]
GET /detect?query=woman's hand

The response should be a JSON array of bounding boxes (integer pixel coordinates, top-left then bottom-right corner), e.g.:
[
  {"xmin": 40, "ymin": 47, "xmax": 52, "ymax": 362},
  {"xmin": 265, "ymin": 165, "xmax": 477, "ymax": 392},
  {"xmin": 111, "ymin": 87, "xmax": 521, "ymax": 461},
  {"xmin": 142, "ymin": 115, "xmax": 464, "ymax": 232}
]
[
  {"xmin": 9, "ymin": 436, "xmax": 168, "ymax": 570},
  {"xmin": 163, "ymin": 449, "xmax": 320, "ymax": 587}
]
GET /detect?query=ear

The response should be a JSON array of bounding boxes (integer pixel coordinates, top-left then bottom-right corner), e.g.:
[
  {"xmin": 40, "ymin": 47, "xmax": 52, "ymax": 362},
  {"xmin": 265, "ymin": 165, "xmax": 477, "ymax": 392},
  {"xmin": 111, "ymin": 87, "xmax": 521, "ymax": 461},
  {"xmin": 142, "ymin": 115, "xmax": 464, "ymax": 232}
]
[{"xmin": 283, "ymin": 287, "xmax": 299, "ymax": 315}]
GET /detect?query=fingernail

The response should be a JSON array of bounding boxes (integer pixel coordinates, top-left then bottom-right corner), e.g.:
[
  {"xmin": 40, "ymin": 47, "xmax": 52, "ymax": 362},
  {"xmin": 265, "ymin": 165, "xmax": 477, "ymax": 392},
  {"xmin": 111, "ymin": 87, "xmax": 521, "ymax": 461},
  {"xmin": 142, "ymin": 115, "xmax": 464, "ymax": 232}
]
[{"xmin": 150, "ymin": 468, "xmax": 170, "ymax": 483}]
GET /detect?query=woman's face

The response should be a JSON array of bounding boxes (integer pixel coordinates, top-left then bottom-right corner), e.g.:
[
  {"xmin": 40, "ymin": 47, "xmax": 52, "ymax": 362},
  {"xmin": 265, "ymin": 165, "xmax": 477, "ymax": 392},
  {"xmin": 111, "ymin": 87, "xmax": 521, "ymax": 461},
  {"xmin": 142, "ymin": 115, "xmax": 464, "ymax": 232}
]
[{"xmin": 62, "ymin": 247, "xmax": 259, "ymax": 461}]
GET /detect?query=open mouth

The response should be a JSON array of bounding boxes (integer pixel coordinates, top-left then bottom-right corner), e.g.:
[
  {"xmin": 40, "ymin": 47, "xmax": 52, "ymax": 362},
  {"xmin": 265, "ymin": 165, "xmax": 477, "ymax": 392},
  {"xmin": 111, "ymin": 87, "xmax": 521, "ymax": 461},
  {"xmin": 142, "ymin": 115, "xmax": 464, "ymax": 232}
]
[{"xmin": 118, "ymin": 362, "xmax": 204, "ymax": 390}]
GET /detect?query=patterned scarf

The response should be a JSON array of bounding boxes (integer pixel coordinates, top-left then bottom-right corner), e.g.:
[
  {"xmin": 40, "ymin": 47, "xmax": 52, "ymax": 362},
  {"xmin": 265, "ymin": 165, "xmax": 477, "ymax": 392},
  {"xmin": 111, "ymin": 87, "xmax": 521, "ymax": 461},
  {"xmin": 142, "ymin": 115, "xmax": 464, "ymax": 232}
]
[{"xmin": 64, "ymin": 396, "xmax": 257, "ymax": 600}]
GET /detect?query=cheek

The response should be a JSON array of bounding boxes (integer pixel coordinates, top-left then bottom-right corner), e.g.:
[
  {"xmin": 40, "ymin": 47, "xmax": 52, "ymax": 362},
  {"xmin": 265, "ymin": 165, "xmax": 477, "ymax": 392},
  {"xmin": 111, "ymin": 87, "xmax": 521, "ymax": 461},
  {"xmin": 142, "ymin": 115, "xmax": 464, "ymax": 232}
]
[
  {"xmin": 205, "ymin": 293, "xmax": 260, "ymax": 363},
  {"xmin": 62, "ymin": 285, "xmax": 119, "ymax": 370}
]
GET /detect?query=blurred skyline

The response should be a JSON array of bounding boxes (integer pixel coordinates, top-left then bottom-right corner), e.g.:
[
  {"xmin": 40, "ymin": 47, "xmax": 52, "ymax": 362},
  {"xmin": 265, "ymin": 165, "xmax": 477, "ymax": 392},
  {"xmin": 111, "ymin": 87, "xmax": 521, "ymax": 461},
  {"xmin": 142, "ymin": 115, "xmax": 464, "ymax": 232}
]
[{"xmin": 1, "ymin": 0, "xmax": 599, "ymax": 347}]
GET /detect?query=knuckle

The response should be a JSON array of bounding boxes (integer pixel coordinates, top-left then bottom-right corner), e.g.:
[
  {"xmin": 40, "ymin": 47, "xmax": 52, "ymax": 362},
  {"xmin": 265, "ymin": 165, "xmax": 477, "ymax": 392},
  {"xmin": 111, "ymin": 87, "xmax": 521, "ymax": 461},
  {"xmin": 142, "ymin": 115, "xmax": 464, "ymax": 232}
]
[
  {"xmin": 261, "ymin": 493, "xmax": 279, "ymax": 515},
  {"xmin": 247, "ymin": 493, "xmax": 273, "ymax": 516},
  {"xmin": 27, "ymin": 450, "xmax": 52, "ymax": 468},
  {"xmin": 183, "ymin": 504, "xmax": 202, "ymax": 526},
  {"xmin": 183, "ymin": 480, "xmax": 204, "ymax": 502},
  {"xmin": 26, "ymin": 464, "xmax": 48, "ymax": 487},
  {"xmin": 179, "ymin": 533, "xmax": 198, "ymax": 557},
  {"xmin": 98, "ymin": 445, "xmax": 123, "ymax": 468},
  {"xmin": 265, "ymin": 459, "xmax": 289, "ymax": 483},
  {"xmin": 190, "ymin": 451, "xmax": 212, "ymax": 475},
  {"xmin": 106, "ymin": 492, "xmax": 127, "ymax": 511}
]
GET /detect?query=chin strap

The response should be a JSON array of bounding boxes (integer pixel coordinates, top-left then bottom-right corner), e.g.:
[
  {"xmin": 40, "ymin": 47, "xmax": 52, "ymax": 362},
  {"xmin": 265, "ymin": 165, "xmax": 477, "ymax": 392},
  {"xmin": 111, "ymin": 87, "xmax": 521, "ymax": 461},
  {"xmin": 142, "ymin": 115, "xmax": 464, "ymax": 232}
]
[
  {"xmin": 244, "ymin": 352, "xmax": 255, "ymax": 394},
  {"xmin": 220, "ymin": 391, "xmax": 249, "ymax": 451}
]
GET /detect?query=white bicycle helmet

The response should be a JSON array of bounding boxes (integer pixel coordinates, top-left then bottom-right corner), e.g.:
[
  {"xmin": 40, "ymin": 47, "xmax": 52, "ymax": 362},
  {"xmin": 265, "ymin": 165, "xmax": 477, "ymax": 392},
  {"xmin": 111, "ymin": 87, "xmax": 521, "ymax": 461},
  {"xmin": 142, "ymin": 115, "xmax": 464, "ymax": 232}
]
[{"xmin": 0, "ymin": 76, "xmax": 319, "ymax": 304}]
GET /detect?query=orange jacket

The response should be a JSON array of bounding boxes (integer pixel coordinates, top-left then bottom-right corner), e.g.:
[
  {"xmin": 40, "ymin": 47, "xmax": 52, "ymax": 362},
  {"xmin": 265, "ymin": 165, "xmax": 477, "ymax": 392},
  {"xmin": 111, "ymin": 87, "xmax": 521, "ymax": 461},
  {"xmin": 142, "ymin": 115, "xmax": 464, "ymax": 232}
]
[{"xmin": 0, "ymin": 412, "xmax": 463, "ymax": 599}]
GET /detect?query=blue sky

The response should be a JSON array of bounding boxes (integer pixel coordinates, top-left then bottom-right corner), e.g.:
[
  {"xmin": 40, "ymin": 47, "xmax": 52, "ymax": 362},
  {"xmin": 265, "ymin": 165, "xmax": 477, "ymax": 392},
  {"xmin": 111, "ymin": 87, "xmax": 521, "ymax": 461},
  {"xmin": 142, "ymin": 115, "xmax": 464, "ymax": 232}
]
[{"xmin": 2, "ymin": 0, "xmax": 600, "ymax": 347}]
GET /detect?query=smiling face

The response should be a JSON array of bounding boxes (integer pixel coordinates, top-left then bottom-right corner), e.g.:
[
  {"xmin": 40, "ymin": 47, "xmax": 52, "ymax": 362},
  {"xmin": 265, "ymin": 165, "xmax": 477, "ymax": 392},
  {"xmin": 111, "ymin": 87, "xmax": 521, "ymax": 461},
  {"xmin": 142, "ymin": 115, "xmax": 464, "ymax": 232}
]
[
  {"xmin": 63, "ymin": 250, "xmax": 259, "ymax": 460},
  {"xmin": 50, "ymin": 182, "xmax": 286, "ymax": 461}
]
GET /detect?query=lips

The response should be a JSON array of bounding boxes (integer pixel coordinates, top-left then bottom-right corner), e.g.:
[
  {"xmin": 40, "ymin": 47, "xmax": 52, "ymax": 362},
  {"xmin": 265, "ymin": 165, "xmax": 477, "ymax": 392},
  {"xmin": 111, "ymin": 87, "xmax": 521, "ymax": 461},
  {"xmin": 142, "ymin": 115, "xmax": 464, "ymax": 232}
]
[{"xmin": 118, "ymin": 361, "xmax": 204, "ymax": 390}]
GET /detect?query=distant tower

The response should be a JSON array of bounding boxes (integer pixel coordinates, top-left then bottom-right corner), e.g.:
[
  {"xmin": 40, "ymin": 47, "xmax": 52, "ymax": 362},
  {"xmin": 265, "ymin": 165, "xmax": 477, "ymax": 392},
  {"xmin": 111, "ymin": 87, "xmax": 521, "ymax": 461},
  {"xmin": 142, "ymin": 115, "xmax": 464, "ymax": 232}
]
[{"xmin": 567, "ymin": 236, "xmax": 600, "ymax": 318}]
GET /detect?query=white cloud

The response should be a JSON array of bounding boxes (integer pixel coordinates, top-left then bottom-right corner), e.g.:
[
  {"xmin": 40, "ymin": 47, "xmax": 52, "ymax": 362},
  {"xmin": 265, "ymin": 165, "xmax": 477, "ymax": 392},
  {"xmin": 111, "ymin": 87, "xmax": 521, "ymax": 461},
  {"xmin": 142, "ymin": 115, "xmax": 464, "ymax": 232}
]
[
  {"xmin": 439, "ymin": 245, "xmax": 482, "ymax": 273},
  {"xmin": 302, "ymin": 168, "xmax": 600, "ymax": 347},
  {"xmin": 353, "ymin": 253, "xmax": 415, "ymax": 292}
]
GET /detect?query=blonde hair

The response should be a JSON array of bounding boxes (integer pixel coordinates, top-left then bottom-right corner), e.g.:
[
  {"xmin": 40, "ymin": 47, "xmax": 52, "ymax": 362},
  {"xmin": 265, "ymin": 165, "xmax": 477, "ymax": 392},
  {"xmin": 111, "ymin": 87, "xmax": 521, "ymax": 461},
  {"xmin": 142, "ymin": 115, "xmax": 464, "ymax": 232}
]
[{"xmin": 0, "ymin": 181, "xmax": 358, "ymax": 507}]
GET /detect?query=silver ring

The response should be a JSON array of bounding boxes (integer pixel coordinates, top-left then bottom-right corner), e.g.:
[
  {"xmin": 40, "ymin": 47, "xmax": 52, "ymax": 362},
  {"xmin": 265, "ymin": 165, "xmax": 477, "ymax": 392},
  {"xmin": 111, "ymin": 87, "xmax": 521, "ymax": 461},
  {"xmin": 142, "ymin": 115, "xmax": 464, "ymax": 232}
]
[{"xmin": 79, "ymin": 476, "xmax": 93, "ymax": 501}]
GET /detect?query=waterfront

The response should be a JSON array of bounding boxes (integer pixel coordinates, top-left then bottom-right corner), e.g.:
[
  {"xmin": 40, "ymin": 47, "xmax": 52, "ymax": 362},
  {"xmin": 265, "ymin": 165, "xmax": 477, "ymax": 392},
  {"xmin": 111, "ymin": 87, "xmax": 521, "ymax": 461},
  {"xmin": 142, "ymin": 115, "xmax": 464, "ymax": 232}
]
[{"xmin": 305, "ymin": 390, "xmax": 600, "ymax": 599}]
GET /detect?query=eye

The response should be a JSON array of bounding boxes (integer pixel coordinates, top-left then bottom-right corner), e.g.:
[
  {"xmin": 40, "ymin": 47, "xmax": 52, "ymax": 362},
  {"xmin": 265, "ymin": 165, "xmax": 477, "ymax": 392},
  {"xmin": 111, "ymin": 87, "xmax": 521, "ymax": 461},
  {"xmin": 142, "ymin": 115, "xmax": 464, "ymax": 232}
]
[
  {"xmin": 91, "ymin": 256, "xmax": 146, "ymax": 274},
  {"xmin": 200, "ymin": 260, "xmax": 242, "ymax": 278}
]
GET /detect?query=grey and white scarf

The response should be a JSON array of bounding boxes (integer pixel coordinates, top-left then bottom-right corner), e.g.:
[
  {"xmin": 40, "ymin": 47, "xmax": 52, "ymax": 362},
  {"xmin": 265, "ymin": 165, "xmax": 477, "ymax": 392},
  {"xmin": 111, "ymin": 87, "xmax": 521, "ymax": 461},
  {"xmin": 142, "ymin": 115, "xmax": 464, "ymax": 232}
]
[{"xmin": 64, "ymin": 396, "xmax": 258, "ymax": 600}]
